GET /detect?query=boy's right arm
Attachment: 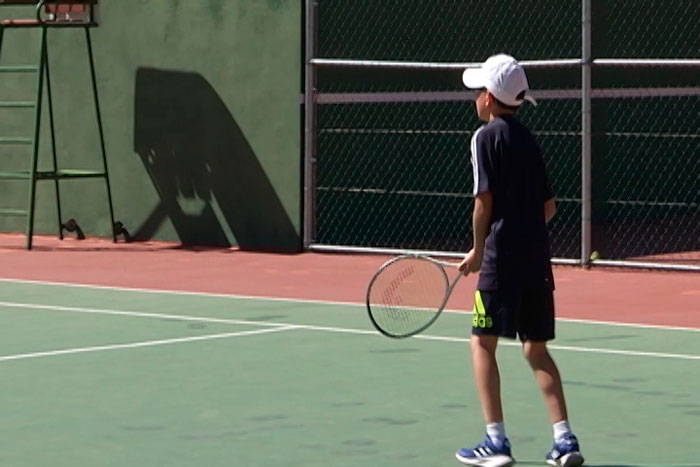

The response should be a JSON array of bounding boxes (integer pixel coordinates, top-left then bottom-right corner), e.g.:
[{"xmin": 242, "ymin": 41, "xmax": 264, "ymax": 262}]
[{"xmin": 544, "ymin": 198, "xmax": 556, "ymax": 223}]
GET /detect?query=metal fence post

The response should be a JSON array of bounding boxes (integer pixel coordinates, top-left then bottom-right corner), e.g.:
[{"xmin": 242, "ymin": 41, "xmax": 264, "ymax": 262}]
[
  {"xmin": 303, "ymin": 0, "xmax": 317, "ymax": 248},
  {"xmin": 581, "ymin": 0, "xmax": 592, "ymax": 267}
]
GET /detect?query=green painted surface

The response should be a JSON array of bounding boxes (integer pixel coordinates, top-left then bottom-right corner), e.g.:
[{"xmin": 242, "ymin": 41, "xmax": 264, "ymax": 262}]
[
  {"xmin": 1, "ymin": 280, "xmax": 700, "ymax": 466},
  {"xmin": 0, "ymin": 1, "xmax": 301, "ymax": 251}
]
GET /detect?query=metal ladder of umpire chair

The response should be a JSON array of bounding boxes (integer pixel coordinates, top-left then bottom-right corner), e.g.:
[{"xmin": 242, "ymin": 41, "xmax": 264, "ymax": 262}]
[{"xmin": 0, "ymin": 0, "xmax": 116, "ymax": 249}]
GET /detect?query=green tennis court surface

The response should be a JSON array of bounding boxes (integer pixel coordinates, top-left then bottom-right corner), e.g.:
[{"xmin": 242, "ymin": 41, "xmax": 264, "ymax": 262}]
[{"xmin": 1, "ymin": 280, "xmax": 699, "ymax": 467}]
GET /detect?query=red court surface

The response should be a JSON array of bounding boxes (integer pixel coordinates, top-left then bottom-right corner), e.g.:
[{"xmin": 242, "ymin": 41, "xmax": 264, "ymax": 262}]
[{"xmin": 0, "ymin": 234, "xmax": 698, "ymax": 329}]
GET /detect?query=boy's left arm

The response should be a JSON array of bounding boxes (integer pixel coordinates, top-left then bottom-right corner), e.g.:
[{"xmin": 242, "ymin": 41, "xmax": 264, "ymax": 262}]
[
  {"xmin": 459, "ymin": 191, "xmax": 493, "ymax": 274},
  {"xmin": 544, "ymin": 197, "xmax": 556, "ymax": 223},
  {"xmin": 462, "ymin": 128, "xmax": 494, "ymax": 274}
]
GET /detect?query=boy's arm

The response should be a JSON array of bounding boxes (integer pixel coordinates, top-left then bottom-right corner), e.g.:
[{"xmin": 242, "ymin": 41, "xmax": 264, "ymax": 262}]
[
  {"xmin": 459, "ymin": 191, "xmax": 493, "ymax": 273},
  {"xmin": 462, "ymin": 128, "xmax": 493, "ymax": 274},
  {"xmin": 544, "ymin": 197, "xmax": 556, "ymax": 223},
  {"xmin": 472, "ymin": 192, "xmax": 493, "ymax": 255}
]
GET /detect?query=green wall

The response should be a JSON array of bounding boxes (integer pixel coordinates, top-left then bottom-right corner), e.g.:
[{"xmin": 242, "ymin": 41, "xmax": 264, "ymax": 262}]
[{"xmin": 0, "ymin": 0, "xmax": 301, "ymax": 251}]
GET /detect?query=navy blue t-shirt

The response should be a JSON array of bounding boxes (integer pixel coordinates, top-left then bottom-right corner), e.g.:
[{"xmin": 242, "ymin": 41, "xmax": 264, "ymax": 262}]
[{"xmin": 470, "ymin": 115, "xmax": 555, "ymax": 291}]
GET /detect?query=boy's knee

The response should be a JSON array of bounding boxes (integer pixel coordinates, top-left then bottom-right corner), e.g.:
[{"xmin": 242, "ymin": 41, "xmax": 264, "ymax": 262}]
[
  {"xmin": 470, "ymin": 334, "xmax": 498, "ymax": 353},
  {"xmin": 522, "ymin": 341, "xmax": 549, "ymax": 363}
]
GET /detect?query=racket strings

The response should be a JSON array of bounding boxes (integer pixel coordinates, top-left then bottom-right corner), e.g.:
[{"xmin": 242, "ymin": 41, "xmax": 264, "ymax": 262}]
[{"xmin": 368, "ymin": 258, "xmax": 449, "ymax": 336}]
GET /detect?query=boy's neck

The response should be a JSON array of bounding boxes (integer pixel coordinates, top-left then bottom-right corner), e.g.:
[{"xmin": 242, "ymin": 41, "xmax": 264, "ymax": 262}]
[{"xmin": 488, "ymin": 109, "xmax": 516, "ymax": 121}]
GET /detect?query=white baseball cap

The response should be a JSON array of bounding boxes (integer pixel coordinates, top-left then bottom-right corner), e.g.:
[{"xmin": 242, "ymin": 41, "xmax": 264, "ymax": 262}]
[{"xmin": 462, "ymin": 54, "xmax": 537, "ymax": 107}]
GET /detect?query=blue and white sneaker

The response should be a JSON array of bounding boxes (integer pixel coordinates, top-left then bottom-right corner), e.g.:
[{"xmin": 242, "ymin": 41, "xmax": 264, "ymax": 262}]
[
  {"xmin": 545, "ymin": 434, "xmax": 584, "ymax": 466},
  {"xmin": 455, "ymin": 436, "xmax": 514, "ymax": 466}
]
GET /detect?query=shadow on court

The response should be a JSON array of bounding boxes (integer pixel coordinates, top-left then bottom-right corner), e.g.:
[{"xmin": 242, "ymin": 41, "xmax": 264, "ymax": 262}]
[{"xmin": 133, "ymin": 67, "xmax": 300, "ymax": 252}]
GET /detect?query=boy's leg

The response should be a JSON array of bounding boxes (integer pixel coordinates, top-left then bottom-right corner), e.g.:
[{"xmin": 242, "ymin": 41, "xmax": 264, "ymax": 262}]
[
  {"xmin": 523, "ymin": 344, "xmax": 584, "ymax": 467},
  {"xmin": 518, "ymin": 288, "xmax": 565, "ymax": 422},
  {"xmin": 457, "ymin": 335, "xmax": 514, "ymax": 466},
  {"xmin": 471, "ymin": 334, "xmax": 503, "ymax": 423},
  {"xmin": 470, "ymin": 289, "xmax": 519, "ymax": 425},
  {"xmin": 455, "ymin": 292, "xmax": 515, "ymax": 465},
  {"xmin": 519, "ymin": 290, "xmax": 584, "ymax": 466},
  {"xmin": 522, "ymin": 341, "xmax": 567, "ymax": 423}
]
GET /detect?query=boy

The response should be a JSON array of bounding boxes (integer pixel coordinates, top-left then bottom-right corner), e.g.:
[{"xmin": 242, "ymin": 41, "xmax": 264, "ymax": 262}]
[{"xmin": 455, "ymin": 54, "xmax": 584, "ymax": 467}]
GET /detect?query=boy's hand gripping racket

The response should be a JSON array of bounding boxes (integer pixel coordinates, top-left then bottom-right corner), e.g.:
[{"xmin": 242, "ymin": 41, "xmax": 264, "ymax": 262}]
[{"xmin": 366, "ymin": 255, "xmax": 464, "ymax": 338}]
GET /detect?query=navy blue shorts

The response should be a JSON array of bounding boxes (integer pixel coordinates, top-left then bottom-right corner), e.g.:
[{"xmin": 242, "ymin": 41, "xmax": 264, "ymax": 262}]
[{"xmin": 471, "ymin": 288, "xmax": 555, "ymax": 342}]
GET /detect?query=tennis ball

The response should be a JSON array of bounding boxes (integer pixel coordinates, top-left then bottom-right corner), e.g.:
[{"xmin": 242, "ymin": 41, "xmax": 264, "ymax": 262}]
[{"xmin": 589, "ymin": 250, "xmax": 600, "ymax": 260}]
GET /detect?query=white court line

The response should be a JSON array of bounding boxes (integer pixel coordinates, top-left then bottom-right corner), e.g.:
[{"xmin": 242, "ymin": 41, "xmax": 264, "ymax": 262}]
[
  {"xmin": 1, "ymin": 301, "xmax": 699, "ymax": 362},
  {"xmin": 1, "ymin": 277, "xmax": 699, "ymax": 333},
  {"xmin": 0, "ymin": 326, "xmax": 295, "ymax": 362},
  {"xmin": 421, "ymin": 334, "xmax": 700, "ymax": 361}
]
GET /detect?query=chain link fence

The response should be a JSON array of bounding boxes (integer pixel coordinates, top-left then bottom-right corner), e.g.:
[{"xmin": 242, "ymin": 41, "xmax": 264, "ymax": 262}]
[
  {"xmin": 591, "ymin": 80, "xmax": 699, "ymax": 266},
  {"xmin": 304, "ymin": 0, "xmax": 700, "ymax": 270},
  {"xmin": 317, "ymin": 0, "xmax": 581, "ymax": 61}
]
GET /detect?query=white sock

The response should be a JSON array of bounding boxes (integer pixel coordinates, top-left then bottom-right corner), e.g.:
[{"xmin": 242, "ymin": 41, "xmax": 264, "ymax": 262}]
[
  {"xmin": 486, "ymin": 422, "xmax": 506, "ymax": 446},
  {"xmin": 553, "ymin": 420, "xmax": 572, "ymax": 441}
]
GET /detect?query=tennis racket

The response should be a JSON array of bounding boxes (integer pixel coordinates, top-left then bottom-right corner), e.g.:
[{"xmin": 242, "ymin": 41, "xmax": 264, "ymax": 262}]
[{"xmin": 366, "ymin": 255, "xmax": 464, "ymax": 338}]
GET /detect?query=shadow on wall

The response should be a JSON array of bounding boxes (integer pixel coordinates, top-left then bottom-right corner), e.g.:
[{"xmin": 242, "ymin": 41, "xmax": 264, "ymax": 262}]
[{"xmin": 133, "ymin": 67, "xmax": 299, "ymax": 252}]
